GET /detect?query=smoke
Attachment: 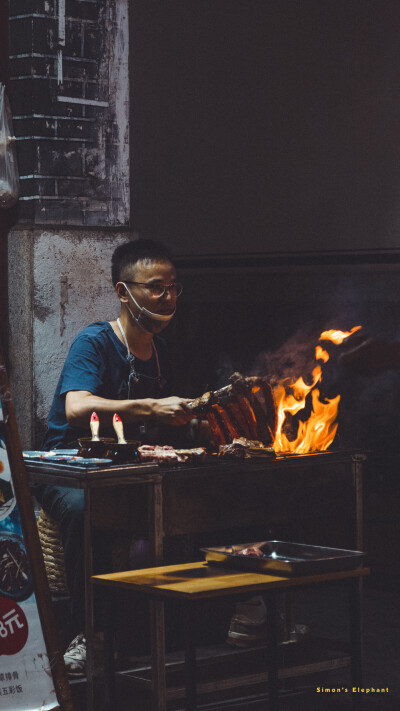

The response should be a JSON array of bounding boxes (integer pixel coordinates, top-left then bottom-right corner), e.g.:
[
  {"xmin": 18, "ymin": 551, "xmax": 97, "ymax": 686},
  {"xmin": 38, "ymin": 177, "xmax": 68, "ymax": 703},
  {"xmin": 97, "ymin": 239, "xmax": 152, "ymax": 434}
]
[
  {"xmin": 214, "ymin": 357, "xmax": 241, "ymax": 389},
  {"xmin": 215, "ymin": 322, "xmax": 349, "ymax": 390},
  {"xmin": 249, "ymin": 324, "xmax": 322, "ymax": 387}
]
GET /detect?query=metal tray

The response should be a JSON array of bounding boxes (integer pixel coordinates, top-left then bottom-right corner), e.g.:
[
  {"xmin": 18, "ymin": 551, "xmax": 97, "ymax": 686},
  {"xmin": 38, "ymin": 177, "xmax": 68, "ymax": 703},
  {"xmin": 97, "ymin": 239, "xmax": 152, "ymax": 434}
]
[{"xmin": 201, "ymin": 540, "xmax": 366, "ymax": 576}]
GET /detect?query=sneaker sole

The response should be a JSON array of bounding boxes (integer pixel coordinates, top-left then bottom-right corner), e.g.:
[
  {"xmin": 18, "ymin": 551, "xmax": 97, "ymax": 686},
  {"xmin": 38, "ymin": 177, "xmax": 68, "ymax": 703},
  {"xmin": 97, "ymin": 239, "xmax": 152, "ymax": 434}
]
[
  {"xmin": 66, "ymin": 670, "xmax": 86, "ymax": 678},
  {"xmin": 226, "ymin": 635, "xmax": 266, "ymax": 648}
]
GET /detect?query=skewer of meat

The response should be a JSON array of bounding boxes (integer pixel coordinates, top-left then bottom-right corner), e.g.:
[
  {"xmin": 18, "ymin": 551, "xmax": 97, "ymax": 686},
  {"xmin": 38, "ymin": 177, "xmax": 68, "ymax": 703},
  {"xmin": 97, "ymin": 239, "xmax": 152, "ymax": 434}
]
[
  {"xmin": 257, "ymin": 381, "xmax": 278, "ymax": 437},
  {"xmin": 215, "ymin": 404, "xmax": 239, "ymax": 441},
  {"xmin": 187, "ymin": 371, "xmax": 277, "ymax": 445},
  {"xmin": 210, "ymin": 405, "xmax": 232, "ymax": 443},
  {"xmin": 206, "ymin": 410, "xmax": 226, "ymax": 445},
  {"xmin": 236, "ymin": 396, "xmax": 259, "ymax": 440},
  {"xmin": 225, "ymin": 401, "xmax": 253, "ymax": 439},
  {"xmin": 248, "ymin": 386, "xmax": 274, "ymax": 445}
]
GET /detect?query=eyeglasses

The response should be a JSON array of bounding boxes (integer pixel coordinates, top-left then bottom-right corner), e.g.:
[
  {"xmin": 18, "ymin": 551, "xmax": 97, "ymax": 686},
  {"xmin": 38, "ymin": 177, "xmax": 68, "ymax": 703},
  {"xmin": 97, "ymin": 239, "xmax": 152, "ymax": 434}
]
[{"xmin": 124, "ymin": 281, "xmax": 183, "ymax": 298}]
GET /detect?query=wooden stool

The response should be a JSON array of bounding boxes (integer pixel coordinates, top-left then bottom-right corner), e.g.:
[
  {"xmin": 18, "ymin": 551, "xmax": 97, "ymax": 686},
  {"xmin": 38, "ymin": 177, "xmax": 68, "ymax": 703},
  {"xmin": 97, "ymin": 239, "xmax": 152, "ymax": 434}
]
[
  {"xmin": 93, "ymin": 562, "xmax": 369, "ymax": 711},
  {"xmin": 37, "ymin": 508, "xmax": 68, "ymax": 594}
]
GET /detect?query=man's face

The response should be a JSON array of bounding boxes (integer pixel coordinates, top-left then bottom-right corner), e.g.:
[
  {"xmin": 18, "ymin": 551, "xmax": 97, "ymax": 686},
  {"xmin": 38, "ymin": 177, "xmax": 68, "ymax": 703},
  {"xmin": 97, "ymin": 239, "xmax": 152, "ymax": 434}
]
[{"xmin": 121, "ymin": 258, "xmax": 179, "ymax": 332}]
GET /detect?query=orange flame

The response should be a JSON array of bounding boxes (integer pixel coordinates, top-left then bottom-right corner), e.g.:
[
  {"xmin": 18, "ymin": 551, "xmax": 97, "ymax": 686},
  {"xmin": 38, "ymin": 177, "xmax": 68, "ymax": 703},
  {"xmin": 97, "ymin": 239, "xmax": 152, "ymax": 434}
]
[
  {"xmin": 315, "ymin": 345, "xmax": 329, "ymax": 362},
  {"xmin": 272, "ymin": 326, "xmax": 362, "ymax": 453},
  {"xmin": 319, "ymin": 325, "xmax": 362, "ymax": 345}
]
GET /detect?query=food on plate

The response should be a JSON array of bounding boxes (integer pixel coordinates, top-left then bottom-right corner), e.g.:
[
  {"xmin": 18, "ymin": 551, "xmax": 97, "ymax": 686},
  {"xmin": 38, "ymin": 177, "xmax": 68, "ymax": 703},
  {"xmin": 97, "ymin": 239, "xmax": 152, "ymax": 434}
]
[
  {"xmin": 138, "ymin": 445, "xmax": 207, "ymax": 464},
  {"xmin": 175, "ymin": 448, "xmax": 207, "ymax": 463},
  {"xmin": 218, "ymin": 440, "xmax": 249, "ymax": 459},
  {"xmin": 238, "ymin": 546, "xmax": 264, "ymax": 558},
  {"xmin": 187, "ymin": 372, "xmax": 277, "ymax": 446},
  {"xmin": 218, "ymin": 437, "xmax": 275, "ymax": 459}
]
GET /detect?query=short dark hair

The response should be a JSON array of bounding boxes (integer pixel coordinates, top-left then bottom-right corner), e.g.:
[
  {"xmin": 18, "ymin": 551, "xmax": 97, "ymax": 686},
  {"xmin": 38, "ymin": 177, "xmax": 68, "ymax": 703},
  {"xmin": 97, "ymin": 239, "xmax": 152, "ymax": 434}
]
[{"xmin": 111, "ymin": 239, "xmax": 173, "ymax": 285}]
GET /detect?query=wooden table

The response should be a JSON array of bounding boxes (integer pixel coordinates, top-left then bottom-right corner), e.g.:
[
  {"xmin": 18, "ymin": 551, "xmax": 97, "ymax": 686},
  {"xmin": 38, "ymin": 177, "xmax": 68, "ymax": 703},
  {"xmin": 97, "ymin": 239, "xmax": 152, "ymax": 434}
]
[
  {"xmin": 26, "ymin": 459, "xmax": 160, "ymax": 711},
  {"xmin": 26, "ymin": 450, "xmax": 366, "ymax": 710},
  {"xmin": 93, "ymin": 561, "xmax": 370, "ymax": 711}
]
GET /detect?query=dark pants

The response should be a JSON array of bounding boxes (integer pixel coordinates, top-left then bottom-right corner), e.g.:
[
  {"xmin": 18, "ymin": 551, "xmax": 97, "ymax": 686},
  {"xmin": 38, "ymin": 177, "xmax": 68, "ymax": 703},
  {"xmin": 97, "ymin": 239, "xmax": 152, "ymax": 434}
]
[
  {"xmin": 34, "ymin": 485, "xmax": 139, "ymax": 637},
  {"xmin": 36, "ymin": 486, "xmax": 86, "ymax": 632}
]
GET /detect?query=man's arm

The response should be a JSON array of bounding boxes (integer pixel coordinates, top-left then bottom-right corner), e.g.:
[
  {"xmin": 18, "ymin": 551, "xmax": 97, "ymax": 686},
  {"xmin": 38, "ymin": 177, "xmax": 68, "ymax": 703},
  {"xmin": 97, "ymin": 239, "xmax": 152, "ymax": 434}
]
[{"xmin": 65, "ymin": 390, "xmax": 193, "ymax": 428}]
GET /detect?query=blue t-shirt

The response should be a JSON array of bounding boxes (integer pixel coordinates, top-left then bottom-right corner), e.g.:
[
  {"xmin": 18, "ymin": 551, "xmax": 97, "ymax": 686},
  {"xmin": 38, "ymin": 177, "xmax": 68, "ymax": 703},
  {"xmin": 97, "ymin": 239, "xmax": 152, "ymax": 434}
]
[{"xmin": 42, "ymin": 321, "xmax": 172, "ymax": 449}]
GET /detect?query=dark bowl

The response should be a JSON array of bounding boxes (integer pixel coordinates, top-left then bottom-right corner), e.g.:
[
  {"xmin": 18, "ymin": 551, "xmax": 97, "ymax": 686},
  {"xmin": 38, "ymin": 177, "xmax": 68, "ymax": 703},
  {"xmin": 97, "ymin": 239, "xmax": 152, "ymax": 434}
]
[
  {"xmin": 105, "ymin": 441, "xmax": 141, "ymax": 464},
  {"xmin": 0, "ymin": 532, "xmax": 34, "ymax": 602},
  {"xmin": 77, "ymin": 437, "xmax": 115, "ymax": 458}
]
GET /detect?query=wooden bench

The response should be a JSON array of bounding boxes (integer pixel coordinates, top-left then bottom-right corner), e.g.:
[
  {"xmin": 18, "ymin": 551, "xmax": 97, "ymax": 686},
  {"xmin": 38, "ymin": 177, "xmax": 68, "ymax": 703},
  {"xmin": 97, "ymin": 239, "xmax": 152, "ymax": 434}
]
[{"xmin": 93, "ymin": 561, "xmax": 369, "ymax": 711}]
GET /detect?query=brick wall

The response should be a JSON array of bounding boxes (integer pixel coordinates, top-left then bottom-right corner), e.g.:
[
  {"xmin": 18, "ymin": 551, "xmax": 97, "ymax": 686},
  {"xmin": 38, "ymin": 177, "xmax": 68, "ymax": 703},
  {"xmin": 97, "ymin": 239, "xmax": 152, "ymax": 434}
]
[{"xmin": 9, "ymin": 0, "xmax": 129, "ymax": 226}]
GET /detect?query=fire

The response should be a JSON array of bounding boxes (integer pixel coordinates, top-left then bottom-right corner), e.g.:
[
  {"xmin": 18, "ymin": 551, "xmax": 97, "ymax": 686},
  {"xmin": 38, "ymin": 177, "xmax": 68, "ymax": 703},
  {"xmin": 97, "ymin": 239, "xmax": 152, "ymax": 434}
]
[
  {"xmin": 315, "ymin": 345, "xmax": 329, "ymax": 362},
  {"xmin": 319, "ymin": 325, "xmax": 362, "ymax": 345},
  {"xmin": 272, "ymin": 326, "xmax": 361, "ymax": 453}
]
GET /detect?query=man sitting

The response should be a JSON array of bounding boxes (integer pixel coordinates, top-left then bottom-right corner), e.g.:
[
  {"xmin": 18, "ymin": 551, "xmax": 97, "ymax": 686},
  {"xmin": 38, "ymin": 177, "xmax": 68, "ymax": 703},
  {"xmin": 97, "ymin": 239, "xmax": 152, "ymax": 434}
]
[{"xmin": 33, "ymin": 239, "xmax": 192, "ymax": 676}]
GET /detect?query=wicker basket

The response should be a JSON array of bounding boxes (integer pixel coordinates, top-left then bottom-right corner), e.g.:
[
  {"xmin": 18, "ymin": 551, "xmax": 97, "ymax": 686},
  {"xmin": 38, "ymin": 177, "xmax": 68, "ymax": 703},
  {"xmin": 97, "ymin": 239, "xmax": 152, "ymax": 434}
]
[{"xmin": 37, "ymin": 509, "xmax": 69, "ymax": 594}]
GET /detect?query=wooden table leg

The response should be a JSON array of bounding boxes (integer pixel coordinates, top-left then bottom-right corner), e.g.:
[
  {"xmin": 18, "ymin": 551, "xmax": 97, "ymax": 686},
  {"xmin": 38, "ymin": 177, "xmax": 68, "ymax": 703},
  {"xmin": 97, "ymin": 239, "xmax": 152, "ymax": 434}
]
[
  {"xmin": 103, "ymin": 587, "xmax": 116, "ymax": 711},
  {"xmin": 148, "ymin": 479, "xmax": 166, "ymax": 709},
  {"xmin": 266, "ymin": 591, "xmax": 279, "ymax": 711},
  {"xmin": 85, "ymin": 487, "xmax": 95, "ymax": 711},
  {"xmin": 148, "ymin": 478, "xmax": 164, "ymax": 565},
  {"xmin": 352, "ymin": 454, "xmax": 365, "ymax": 551},
  {"xmin": 349, "ymin": 576, "xmax": 364, "ymax": 710},
  {"xmin": 183, "ymin": 602, "xmax": 197, "ymax": 711},
  {"xmin": 150, "ymin": 599, "xmax": 167, "ymax": 711}
]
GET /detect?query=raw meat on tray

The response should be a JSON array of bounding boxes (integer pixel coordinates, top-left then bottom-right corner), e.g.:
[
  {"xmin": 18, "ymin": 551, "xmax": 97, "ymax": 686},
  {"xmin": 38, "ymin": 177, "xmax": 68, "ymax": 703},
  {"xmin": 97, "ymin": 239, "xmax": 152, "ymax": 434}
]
[
  {"xmin": 138, "ymin": 445, "xmax": 206, "ymax": 464},
  {"xmin": 239, "ymin": 546, "xmax": 264, "ymax": 558}
]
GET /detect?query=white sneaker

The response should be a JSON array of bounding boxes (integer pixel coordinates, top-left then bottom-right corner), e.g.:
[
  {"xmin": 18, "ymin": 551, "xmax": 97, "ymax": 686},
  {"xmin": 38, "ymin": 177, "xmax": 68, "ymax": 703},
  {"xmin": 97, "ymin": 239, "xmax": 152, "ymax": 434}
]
[
  {"xmin": 64, "ymin": 633, "xmax": 86, "ymax": 678},
  {"xmin": 227, "ymin": 596, "xmax": 268, "ymax": 647},
  {"xmin": 235, "ymin": 596, "xmax": 267, "ymax": 624}
]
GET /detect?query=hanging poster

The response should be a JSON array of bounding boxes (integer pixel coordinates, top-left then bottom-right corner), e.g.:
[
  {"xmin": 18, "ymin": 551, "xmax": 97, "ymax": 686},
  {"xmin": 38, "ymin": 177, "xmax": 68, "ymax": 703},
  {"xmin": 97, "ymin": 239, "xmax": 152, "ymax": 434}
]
[{"xmin": 0, "ymin": 401, "xmax": 59, "ymax": 710}]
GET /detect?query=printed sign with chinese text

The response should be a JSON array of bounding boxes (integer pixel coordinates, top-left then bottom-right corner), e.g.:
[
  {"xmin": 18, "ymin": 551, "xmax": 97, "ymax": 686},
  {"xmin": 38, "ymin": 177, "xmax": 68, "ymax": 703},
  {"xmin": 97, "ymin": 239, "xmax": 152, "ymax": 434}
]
[{"xmin": 0, "ymin": 402, "xmax": 58, "ymax": 710}]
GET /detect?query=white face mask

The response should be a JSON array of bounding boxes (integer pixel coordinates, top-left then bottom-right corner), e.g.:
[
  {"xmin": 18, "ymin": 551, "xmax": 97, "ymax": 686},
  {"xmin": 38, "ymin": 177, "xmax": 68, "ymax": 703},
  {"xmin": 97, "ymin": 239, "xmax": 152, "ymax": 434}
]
[{"xmin": 121, "ymin": 282, "xmax": 176, "ymax": 333}]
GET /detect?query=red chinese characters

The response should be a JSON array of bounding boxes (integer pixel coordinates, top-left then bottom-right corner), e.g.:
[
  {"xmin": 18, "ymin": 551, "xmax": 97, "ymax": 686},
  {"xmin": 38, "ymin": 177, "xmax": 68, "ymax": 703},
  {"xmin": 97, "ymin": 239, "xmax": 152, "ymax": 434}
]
[{"xmin": 0, "ymin": 598, "xmax": 28, "ymax": 656}]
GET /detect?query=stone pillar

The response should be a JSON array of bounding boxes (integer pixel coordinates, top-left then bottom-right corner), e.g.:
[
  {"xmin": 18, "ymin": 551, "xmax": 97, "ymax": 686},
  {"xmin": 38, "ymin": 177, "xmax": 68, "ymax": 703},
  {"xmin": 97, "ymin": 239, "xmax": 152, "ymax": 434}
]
[{"xmin": 8, "ymin": 229, "xmax": 127, "ymax": 447}]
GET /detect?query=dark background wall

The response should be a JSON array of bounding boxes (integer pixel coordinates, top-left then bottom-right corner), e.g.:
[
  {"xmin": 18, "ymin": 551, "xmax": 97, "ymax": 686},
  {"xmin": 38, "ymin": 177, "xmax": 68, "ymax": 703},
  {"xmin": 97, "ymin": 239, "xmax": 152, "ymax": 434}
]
[{"xmin": 130, "ymin": 0, "xmax": 400, "ymax": 257}]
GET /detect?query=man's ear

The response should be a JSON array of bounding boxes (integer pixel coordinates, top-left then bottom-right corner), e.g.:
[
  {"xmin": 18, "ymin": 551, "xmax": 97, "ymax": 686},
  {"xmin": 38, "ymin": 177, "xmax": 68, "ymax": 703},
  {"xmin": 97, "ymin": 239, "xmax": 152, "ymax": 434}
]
[{"xmin": 115, "ymin": 282, "xmax": 129, "ymax": 302}]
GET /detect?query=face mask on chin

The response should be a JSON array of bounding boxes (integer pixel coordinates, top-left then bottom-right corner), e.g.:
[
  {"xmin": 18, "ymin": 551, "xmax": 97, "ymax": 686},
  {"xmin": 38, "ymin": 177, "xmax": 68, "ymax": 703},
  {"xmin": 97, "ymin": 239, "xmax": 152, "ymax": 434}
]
[{"xmin": 121, "ymin": 282, "xmax": 176, "ymax": 334}]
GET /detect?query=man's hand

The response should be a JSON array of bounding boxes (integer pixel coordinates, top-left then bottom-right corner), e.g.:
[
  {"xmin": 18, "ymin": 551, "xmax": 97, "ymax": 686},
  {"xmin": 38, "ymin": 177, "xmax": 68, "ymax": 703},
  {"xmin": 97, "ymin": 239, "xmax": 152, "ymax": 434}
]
[{"xmin": 149, "ymin": 396, "xmax": 193, "ymax": 425}]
